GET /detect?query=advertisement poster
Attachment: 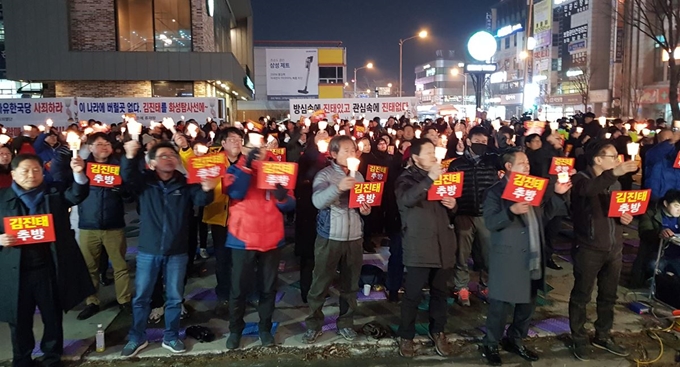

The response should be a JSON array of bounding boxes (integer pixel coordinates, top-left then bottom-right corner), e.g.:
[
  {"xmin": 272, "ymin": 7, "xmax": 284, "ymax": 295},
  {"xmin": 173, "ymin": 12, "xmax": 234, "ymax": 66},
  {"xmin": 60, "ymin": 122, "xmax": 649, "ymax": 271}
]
[{"xmin": 266, "ymin": 48, "xmax": 319, "ymax": 100}]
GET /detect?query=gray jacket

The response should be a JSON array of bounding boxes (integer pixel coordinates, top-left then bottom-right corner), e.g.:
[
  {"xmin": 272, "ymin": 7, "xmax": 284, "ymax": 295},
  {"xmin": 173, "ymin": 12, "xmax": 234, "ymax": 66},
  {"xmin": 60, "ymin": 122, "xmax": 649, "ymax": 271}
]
[{"xmin": 312, "ymin": 161, "xmax": 365, "ymax": 241}]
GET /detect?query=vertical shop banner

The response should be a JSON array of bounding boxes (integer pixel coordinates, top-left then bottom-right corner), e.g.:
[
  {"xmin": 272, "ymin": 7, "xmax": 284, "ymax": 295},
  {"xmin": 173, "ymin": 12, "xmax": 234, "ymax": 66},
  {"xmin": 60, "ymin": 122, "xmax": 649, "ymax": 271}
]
[{"xmin": 266, "ymin": 48, "xmax": 319, "ymax": 100}]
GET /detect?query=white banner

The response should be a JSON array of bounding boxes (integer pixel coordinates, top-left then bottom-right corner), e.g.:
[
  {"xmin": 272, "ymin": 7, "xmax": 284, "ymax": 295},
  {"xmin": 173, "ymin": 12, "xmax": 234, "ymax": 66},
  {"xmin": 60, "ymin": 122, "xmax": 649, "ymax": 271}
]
[
  {"xmin": 289, "ymin": 97, "xmax": 419, "ymax": 121},
  {"xmin": 77, "ymin": 97, "xmax": 221, "ymax": 124},
  {"xmin": 0, "ymin": 98, "xmax": 76, "ymax": 128},
  {"xmin": 266, "ymin": 48, "xmax": 319, "ymax": 100}
]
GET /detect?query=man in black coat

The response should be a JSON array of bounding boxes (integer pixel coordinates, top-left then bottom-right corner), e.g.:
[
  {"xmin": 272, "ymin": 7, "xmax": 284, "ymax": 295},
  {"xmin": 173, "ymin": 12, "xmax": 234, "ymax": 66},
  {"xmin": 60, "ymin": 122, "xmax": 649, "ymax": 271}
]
[
  {"xmin": 481, "ymin": 150, "xmax": 570, "ymax": 365},
  {"xmin": 0, "ymin": 153, "xmax": 94, "ymax": 367},
  {"xmin": 395, "ymin": 139, "xmax": 457, "ymax": 358}
]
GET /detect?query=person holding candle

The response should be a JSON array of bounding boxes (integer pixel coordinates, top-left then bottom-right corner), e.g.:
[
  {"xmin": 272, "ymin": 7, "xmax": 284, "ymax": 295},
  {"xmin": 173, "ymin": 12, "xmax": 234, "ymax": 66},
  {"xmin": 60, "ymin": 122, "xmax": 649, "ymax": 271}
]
[{"xmin": 302, "ymin": 135, "xmax": 371, "ymax": 344}]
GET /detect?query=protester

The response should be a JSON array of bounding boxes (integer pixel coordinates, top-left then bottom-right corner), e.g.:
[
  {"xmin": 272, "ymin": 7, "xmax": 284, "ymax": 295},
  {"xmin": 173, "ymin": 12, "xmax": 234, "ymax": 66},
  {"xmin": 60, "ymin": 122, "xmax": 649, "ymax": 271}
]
[{"xmin": 0, "ymin": 145, "xmax": 13, "ymax": 188}]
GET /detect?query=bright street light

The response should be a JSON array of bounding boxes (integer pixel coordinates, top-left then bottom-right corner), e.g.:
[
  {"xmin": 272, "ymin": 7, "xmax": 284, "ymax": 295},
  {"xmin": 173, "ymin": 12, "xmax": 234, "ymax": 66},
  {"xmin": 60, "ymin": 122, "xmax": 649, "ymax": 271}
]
[
  {"xmin": 354, "ymin": 62, "xmax": 375, "ymax": 97},
  {"xmin": 519, "ymin": 50, "xmax": 529, "ymax": 60},
  {"xmin": 366, "ymin": 62, "xmax": 374, "ymax": 69},
  {"xmin": 387, "ymin": 83, "xmax": 393, "ymax": 88},
  {"xmin": 399, "ymin": 29, "xmax": 429, "ymax": 97},
  {"xmin": 451, "ymin": 68, "xmax": 459, "ymax": 76},
  {"xmin": 419, "ymin": 30, "xmax": 428, "ymax": 38}
]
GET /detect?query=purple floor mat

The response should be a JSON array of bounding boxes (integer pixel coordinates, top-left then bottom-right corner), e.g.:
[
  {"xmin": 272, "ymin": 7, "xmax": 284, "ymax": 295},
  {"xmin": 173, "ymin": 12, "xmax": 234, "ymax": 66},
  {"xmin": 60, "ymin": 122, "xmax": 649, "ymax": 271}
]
[
  {"xmin": 552, "ymin": 243, "xmax": 572, "ymax": 251},
  {"xmin": 531, "ymin": 317, "xmax": 570, "ymax": 334},
  {"xmin": 126, "ymin": 246, "xmax": 139, "ymax": 255},
  {"xmin": 186, "ymin": 288, "xmax": 218, "ymax": 301},
  {"xmin": 623, "ymin": 254, "xmax": 637, "ymax": 263},
  {"xmin": 302, "ymin": 315, "xmax": 338, "ymax": 332},
  {"xmin": 146, "ymin": 327, "xmax": 186, "ymax": 343},
  {"xmin": 242, "ymin": 322, "xmax": 279, "ymax": 336},
  {"xmin": 33, "ymin": 339, "xmax": 88, "ymax": 356},
  {"xmin": 478, "ymin": 325, "xmax": 538, "ymax": 338},
  {"xmin": 357, "ymin": 290, "xmax": 387, "ymax": 302}
]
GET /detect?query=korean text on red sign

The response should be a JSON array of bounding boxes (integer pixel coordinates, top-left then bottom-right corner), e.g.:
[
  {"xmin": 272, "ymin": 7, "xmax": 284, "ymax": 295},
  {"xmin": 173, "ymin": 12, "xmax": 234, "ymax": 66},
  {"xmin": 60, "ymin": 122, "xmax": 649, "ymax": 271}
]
[
  {"xmin": 428, "ymin": 172, "xmax": 464, "ymax": 201},
  {"xmin": 268, "ymin": 148, "xmax": 287, "ymax": 162},
  {"xmin": 349, "ymin": 182, "xmax": 384, "ymax": 208},
  {"xmin": 186, "ymin": 154, "xmax": 226, "ymax": 184},
  {"xmin": 548, "ymin": 157, "xmax": 575, "ymax": 175},
  {"xmin": 674, "ymin": 151, "xmax": 680, "ymax": 169},
  {"xmin": 86, "ymin": 163, "xmax": 122, "ymax": 188},
  {"xmin": 3, "ymin": 214, "xmax": 56, "ymax": 245},
  {"xmin": 256, "ymin": 161, "xmax": 298, "ymax": 190},
  {"xmin": 366, "ymin": 165, "xmax": 388, "ymax": 182},
  {"xmin": 501, "ymin": 172, "xmax": 549, "ymax": 206},
  {"xmin": 608, "ymin": 189, "xmax": 651, "ymax": 217},
  {"xmin": 441, "ymin": 158, "xmax": 455, "ymax": 171}
]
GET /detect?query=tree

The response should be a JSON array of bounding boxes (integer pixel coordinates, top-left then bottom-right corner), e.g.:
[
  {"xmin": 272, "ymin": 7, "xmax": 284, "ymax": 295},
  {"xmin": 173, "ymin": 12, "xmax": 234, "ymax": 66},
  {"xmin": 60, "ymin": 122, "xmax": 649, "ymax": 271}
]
[
  {"xmin": 620, "ymin": 0, "xmax": 680, "ymax": 120},
  {"xmin": 571, "ymin": 65, "xmax": 594, "ymax": 113}
]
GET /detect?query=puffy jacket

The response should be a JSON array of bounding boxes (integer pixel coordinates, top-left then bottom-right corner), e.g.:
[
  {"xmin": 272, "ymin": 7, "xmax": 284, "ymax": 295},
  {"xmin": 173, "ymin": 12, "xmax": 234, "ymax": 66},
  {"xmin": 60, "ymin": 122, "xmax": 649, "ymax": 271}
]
[
  {"xmin": 447, "ymin": 151, "xmax": 501, "ymax": 217},
  {"xmin": 644, "ymin": 141, "xmax": 680, "ymax": 200},
  {"xmin": 225, "ymin": 155, "xmax": 295, "ymax": 252},
  {"xmin": 77, "ymin": 155, "xmax": 132, "ymax": 230},
  {"xmin": 202, "ymin": 155, "xmax": 238, "ymax": 227},
  {"xmin": 313, "ymin": 161, "xmax": 365, "ymax": 241},
  {"xmin": 121, "ymin": 156, "xmax": 213, "ymax": 256}
]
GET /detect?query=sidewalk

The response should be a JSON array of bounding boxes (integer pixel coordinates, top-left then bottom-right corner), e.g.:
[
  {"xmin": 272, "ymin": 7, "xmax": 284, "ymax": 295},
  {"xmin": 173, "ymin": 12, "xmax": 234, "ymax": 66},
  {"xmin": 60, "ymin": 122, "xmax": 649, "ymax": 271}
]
[{"xmin": 0, "ymin": 210, "xmax": 671, "ymax": 365}]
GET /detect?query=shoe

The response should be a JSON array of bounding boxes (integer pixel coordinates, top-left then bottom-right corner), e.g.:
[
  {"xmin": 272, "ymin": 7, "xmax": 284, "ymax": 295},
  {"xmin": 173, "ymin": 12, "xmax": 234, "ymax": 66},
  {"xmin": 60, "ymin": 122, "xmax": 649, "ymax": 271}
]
[
  {"xmin": 180, "ymin": 303, "xmax": 189, "ymax": 320},
  {"xmin": 214, "ymin": 300, "xmax": 229, "ymax": 317},
  {"xmin": 259, "ymin": 331, "xmax": 275, "ymax": 347},
  {"xmin": 99, "ymin": 274, "xmax": 113, "ymax": 286},
  {"xmin": 457, "ymin": 288, "xmax": 471, "ymax": 307},
  {"xmin": 119, "ymin": 302, "xmax": 132, "ymax": 315},
  {"xmin": 226, "ymin": 333, "xmax": 241, "ymax": 350},
  {"xmin": 388, "ymin": 291, "xmax": 400, "ymax": 303},
  {"xmin": 481, "ymin": 345, "xmax": 502, "ymax": 366},
  {"xmin": 592, "ymin": 337, "xmax": 629, "ymax": 357},
  {"xmin": 148, "ymin": 306, "xmax": 164, "ymax": 324},
  {"xmin": 161, "ymin": 339, "xmax": 186, "ymax": 353},
  {"xmin": 398, "ymin": 338, "xmax": 416, "ymax": 358},
  {"xmin": 502, "ymin": 339, "xmax": 539, "ymax": 361},
  {"xmin": 572, "ymin": 342, "xmax": 591, "ymax": 361},
  {"xmin": 337, "ymin": 327, "xmax": 357, "ymax": 341},
  {"xmin": 428, "ymin": 331, "xmax": 454, "ymax": 357},
  {"xmin": 77, "ymin": 304, "xmax": 100, "ymax": 320},
  {"xmin": 546, "ymin": 257, "xmax": 563, "ymax": 270},
  {"xmin": 199, "ymin": 248, "xmax": 209, "ymax": 259},
  {"xmin": 121, "ymin": 340, "xmax": 148, "ymax": 358},
  {"xmin": 301, "ymin": 329, "xmax": 322, "ymax": 344}
]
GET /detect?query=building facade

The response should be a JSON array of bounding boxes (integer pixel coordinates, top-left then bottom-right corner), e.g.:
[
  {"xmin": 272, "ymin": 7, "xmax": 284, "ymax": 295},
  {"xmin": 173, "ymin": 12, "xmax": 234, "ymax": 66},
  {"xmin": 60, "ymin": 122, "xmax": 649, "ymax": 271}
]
[{"xmin": 414, "ymin": 51, "xmax": 475, "ymax": 118}]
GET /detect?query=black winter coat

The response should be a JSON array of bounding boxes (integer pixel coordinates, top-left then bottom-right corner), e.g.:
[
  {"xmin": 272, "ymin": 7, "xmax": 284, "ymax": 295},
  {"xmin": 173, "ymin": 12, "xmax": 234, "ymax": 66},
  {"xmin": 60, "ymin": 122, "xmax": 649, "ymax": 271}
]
[
  {"xmin": 447, "ymin": 151, "xmax": 501, "ymax": 217},
  {"xmin": 294, "ymin": 145, "xmax": 330, "ymax": 258}
]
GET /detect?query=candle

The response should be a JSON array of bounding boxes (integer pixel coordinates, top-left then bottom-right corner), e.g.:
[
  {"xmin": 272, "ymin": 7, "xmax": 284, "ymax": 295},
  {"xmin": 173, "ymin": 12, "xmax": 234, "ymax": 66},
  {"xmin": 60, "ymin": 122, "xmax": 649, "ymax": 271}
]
[
  {"xmin": 598, "ymin": 116, "xmax": 607, "ymax": 127},
  {"xmin": 162, "ymin": 117, "xmax": 175, "ymax": 130},
  {"xmin": 248, "ymin": 133, "xmax": 263, "ymax": 148},
  {"xmin": 346, "ymin": 157, "xmax": 360, "ymax": 178},
  {"xmin": 150, "ymin": 121, "xmax": 159, "ymax": 129},
  {"xmin": 317, "ymin": 139, "xmax": 329, "ymax": 153},
  {"xmin": 642, "ymin": 128, "xmax": 650, "ymax": 136},
  {"xmin": 358, "ymin": 141, "xmax": 365, "ymax": 152},
  {"xmin": 66, "ymin": 132, "xmax": 81, "ymax": 157},
  {"xmin": 387, "ymin": 128, "xmax": 395, "ymax": 135},
  {"xmin": 46, "ymin": 119, "xmax": 53, "ymax": 127},
  {"xmin": 415, "ymin": 130, "xmax": 422, "ymax": 139},
  {"xmin": 127, "ymin": 119, "xmax": 142, "ymax": 140},
  {"xmin": 369, "ymin": 131, "xmax": 374, "ymax": 138},
  {"xmin": 0, "ymin": 134, "xmax": 10, "ymax": 145},
  {"xmin": 627, "ymin": 142, "xmax": 640, "ymax": 161},
  {"xmin": 304, "ymin": 118, "xmax": 311, "ymax": 127},
  {"xmin": 455, "ymin": 131, "xmax": 463, "ymax": 139},
  {"xmin": 84, "ymin": 127, "xmax": 94, "ymax": 135},
  {"xmin": 187, "ymin": 124, "xmax": 198, "ymax": 139},
  {"xmin": 395, "ymin": 140, "xmax": 400, "ymax": 149},
  {"xmin": 605, "ymin": 133, "xmax": 611, "ymax": 139},
  {"xmin": 318, "ymin": 120, "xmax": 328, "ymax": 130},
  {"xmin": 340, "ymin": 130, "xmax": 346, "ymax": 135},
  {"xmin": 246, "ymin": 122, "xmax": 254, "ymax": 131},
  {"xmin": 267, "ymin": 135, "xmax": 276, "ymax": 144},
  {"xmin": 576, "ymin": 126, "xmax": 584, "ymax": 134},
  {"xmin": 557, "ymin": 172, "xmax": 570, "ymax": 184},
  {"xmin": 550, "ymin": 122, "xmax": 559, "ymax": 131},
  {"xmin": 23, "ymin": 125, "xmax": 30, "ymax": 131},
  {"xmin": 350, "ymin": 119, "xmax": 356, "ymax": 126},
  {"xmin": 180, "ymin": 115, "xmax": 185, "ymax": 121},
  {"xmin": 624, "ymin": 123, "xmax": 631, "ymax": 131},
  {"xmin": 209, "ymin": 131, "xmax": 215, "ymax": 141},
  {"xmin": 334, "ymin": 124, "xmax": 340, "ymax": 132},
  {"xmin": 435, "ymin": 147, "xmax": 447, "ymax": 162},
  {"xmin": 195, "ymin": 144, "xmax": 209, "ymax": 155},
  {"xmin": 38, "ymin": 125, "xmax": 45, "ymax": 132},
  {"xmin": 491, "ymin": 120, "xmax": 501, "ymax": 131}
]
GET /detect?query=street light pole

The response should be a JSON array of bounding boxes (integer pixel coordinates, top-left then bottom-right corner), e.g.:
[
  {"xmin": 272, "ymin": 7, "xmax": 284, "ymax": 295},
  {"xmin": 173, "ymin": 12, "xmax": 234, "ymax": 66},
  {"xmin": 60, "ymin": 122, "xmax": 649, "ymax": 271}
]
[
  {"xmin": 398, "ymin": 30, "xmax": 428, "ymax": 97},
  {"xmin": 353, "ymin": 62, "xmax": 374, "ymax": 97}
]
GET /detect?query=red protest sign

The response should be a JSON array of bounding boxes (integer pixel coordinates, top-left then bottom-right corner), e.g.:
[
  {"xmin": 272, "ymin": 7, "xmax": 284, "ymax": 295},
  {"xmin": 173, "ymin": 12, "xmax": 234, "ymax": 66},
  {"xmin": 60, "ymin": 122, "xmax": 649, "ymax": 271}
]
[
  {"xmin": 548, "ymin": 157, "xmax": 575, "ymax": 175},
  {"xmin": 349, "ymin": 182, "xmax": 384, "ymax": 208},
  {"xmin": 428, "ymin": 172, "xmax": 464, "ymax": 200},
  {"xmin": 524, "ymin": 121, "xmax": 545, "ymax": 136},
  {"xmin": 256, "ymin": 161, "xmax": 298, "ymax": 190},
  {"xmin": 674, "ymin": 151, "xmax": 680, "ymax": 169},
  {"xmin": 186, "ymin": 154, "xmax": 226, "ymax": 184},
  {"xmin": 86, "ymin": 163, "xmax": 122, "ymax": 188},
  {"xmin": 268, "ymin": 148, "xmax": 287, "ymax": 162},
  {"xmin": 608, "ymin": 189, "xmax": 651, "ymax": 217},
  {"xmin": 441, "ymin": 158, "xmax": 455, "ymax": 171},
  {"xmin": 3, "ymin": 214, "xmax": 56, "ymax": 245},
  {"xmin": 501, "ymin": 172, "xmax": 549, "ymax": 206},
  {"xmin": 366, "ymin": 165, "xmax": 388, "ymax": 182}
]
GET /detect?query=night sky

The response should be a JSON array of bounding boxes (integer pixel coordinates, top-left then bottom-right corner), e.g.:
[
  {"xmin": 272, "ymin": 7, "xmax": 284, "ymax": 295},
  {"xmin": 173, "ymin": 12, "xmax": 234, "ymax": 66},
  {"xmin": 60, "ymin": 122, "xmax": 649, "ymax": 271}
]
[{"xmin": 252, "ymin": 0, "xmax": 499, "ymax": 95}]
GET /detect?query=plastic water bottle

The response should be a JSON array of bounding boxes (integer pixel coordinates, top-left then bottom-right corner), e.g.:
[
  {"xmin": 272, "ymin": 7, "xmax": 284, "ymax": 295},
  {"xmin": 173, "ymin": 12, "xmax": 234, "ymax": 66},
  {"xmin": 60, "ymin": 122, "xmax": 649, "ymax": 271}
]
[{"xmin": 95, "ymin": 324, "xmax": 105, "ymax": 352}]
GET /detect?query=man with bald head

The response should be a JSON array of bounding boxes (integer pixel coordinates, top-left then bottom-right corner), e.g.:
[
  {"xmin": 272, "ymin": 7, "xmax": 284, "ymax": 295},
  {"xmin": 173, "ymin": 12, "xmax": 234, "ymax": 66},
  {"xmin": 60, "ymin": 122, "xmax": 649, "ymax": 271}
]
[{"xmin": 644, "ymin": 129, "xmax": 680, "ymax": 200}]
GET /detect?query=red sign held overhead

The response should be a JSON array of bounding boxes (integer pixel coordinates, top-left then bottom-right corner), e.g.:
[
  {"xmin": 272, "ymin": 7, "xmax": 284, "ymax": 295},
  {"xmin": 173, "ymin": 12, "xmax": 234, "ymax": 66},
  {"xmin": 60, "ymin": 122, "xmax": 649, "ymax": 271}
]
[
  {"xmin": 349, "ymin": 182, "xmax": 384, "ymax": 208},
  {"xmin": 501, "ymin": 172, "xmax": 549, "ymax": 206},
  {"xmin": 3, "ymin": 214, "xmax": 56, "ymax": 245},
  {"xmin": 548, "ymin": 157, "xmax": 575, "ymax": 175},
  {"xmin": 186, "ymin": 154, "xmax": 226, "ymax": 184},
  {"xmin": 268, "ymin": 148, "xmax": 287, "ymax": 162},
  {"xmin": 86, "ymin": 163, "xmax": 122, "ymax": 188},
  {"xmin": 428, "ymin": 172, "xmax": 464, "ymax": 201},
  {"xmin": 608, "ymin": 189, "xmax": 651, "ymax": 217},
  {"xmin": 366, "ymin": 165, "xmax": 388, "ymax": 182},
  {"xmin": 255, "ymin": 161, "xmax": 298, "ymax": 190}
]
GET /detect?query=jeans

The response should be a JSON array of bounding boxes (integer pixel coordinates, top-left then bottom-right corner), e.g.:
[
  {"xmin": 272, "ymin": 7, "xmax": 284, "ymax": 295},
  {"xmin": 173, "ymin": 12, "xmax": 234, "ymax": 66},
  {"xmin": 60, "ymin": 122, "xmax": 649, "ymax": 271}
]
[
  {"xmin": 483, "ymin": 298, "xmax": 535, "ymax": 347},
  {"xmin": 386, "ymin": 233, "xmax": 404, "ymax": 293},
  {"xmin": 453, "ymin": 215, "xmax": 490, "ymax": 290},
  {"xmin": 212, "ymin": 225, "xmax": 231, "ymax": 302},
  {"xmin": 129, "ymin": 252, "xmax": 188, "ymax": 344},
  {"xmin": 398, "ymin": 266, "xmax": 450, "ymax": 340}
]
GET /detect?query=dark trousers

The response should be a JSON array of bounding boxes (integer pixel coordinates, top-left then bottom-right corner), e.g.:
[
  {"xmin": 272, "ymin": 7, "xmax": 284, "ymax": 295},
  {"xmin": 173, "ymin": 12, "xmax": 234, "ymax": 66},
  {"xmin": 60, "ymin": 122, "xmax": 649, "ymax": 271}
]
[
  {"xmin": 386, "ymin": 233, "xmax": 404, "ymax": 292},
  {"xmin": 299, "ymin": 256, "xmax": 314, "ymax": 303},
  {"xmin": 99, "ymin": 246, "xmax": 109, "ymax": 278},
  {"xmin": 187, "ymin": 208, "xmax": 208, "ymax": 271},
  {"xmin": 9, "ymin": 267, "xmax": 63, "ymax": 367},
  {"xmin": 229, "ymin": 248, "xmax": 281, "ymax": 334},
  {"xmin": 483, "ymin": 298, "xmax": 535, "ymax": 347},
  {"xmin": 543, "ymin": 215, "xmax": 563, "ymax": 258},
  {"xmin": 630, "ymin": 240, "xmax": 659, "ymax": 288},
  {"xmin": 211, "ymin": 225, "xmax": 231, "ymax": 302},
  {"xmin": 398, "ymin": 266, "xmax": 450, "ymax": 340},
  {"xmin": 453, "ymin": 215, "xmax": 490, "ymax": 289},
  {"xmin": 305, "ymin": 237, "xmax": 363, "ymax": 331},
  {"xmin": 569, "ymin": 246, "xmax": 622, "ymax": 344}
]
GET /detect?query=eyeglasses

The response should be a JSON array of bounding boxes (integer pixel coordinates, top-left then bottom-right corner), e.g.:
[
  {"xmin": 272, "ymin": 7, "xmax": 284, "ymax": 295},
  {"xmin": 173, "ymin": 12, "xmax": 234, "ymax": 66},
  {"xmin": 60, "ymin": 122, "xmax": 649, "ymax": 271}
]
[
  {"xmin": 224, "ymin": 138, "xmax": 242, "ymax": 144},
  {"xmin": 155, "ymin": 154, "xmax": 177, "ymax": 161},
  {"xmin": 597, "ymin": 154, "xmax": 618, "ymax": 159},
  {"xmin": 92, "ymin": 143, "xmax": 112, "ymax": 148}
]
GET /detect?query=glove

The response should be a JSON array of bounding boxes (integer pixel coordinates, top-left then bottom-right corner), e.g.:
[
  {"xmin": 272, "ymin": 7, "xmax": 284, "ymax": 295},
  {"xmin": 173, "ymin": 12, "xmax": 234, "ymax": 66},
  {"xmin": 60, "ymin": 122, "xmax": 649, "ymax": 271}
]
[
  {"xmin": 272, "ymin": 183, "xmax": 288, "ymax": 201},
  {"xmin": 245, "ymin": 148, "xmax": 260, "ymax": 168}
]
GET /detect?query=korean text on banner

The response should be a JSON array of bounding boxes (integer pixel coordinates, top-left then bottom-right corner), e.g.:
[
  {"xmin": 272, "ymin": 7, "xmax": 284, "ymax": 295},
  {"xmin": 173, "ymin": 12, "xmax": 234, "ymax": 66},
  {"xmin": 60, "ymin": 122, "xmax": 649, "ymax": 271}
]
[
  {"xmin": 608, "ymin": 189, "xmax": 651, "ymax": 217},
  {"xmin": 256, "ymin": 161, "xmax": 298, "ymax": 190},
  {"xmin": 501, "ymin": 172, "xmax": 549, "ymax": 206},
  {"xmin": 349, "ymin": 182, "xmax": 384, "ymax": 208},
  {"xmin": 3, "ymin": 214, "xmax": 56, "ymax": 245},
  {"xmin": 428, "ymin": 172, "xmax": 464, "ymax": 201},
  {"xmin": 674, "ymin": 151, "xmax": 680, "ymax": 169},
  {"xmin": 187, "ymin": 154, "xmax": 226, "ymax": 184},
  {"xmin": 268, "ymin": 148, "xmax": 287, "ymax": 162},
  {"xmin": 290, "ymin": 97, "xmax": 419, "ymax": 122},
  {"xmin": 266, "ymin": 48, "xmax": 319, "ymax": 100},
  {"xmin": 366, "ymin": 165, "xmax": 388, "ymax": 182},
  {"xmin": 548, "ymin": 157, "xmax": 575, "ymax": 175},
  {"xmin": 78, "ymin": 97, "xmax": 220, "ymax": 124},
  {"xmin": 86, "ymin": 163, "xmax": 122, "ymax": 188},
  {"xmin": 0, "ymin": 98, "xmax": 76, "ymax": 131}
]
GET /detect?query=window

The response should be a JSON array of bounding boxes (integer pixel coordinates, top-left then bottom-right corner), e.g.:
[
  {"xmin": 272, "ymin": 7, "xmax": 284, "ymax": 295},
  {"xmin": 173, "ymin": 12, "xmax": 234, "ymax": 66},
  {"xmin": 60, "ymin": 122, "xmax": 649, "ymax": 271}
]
[
  {"xmin": 505, "ymin": 37, "xmax": 510, "ymax": 49},
  {"xmin": 116, "ymin": 0, "xmax": 192, "ymax": 52},
  {"xmin": 319, "ymin": 67, "xmax": 343, "ymax": 84},
  {"xmin": 152, "ymin": 81, "xmax": 194, "ymax": 97}
]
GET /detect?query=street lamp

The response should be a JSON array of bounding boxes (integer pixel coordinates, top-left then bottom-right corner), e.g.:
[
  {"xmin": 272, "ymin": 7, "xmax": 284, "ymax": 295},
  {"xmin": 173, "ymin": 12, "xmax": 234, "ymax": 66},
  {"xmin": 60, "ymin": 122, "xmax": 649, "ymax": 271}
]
[
  {"xmin": 353, "ymin": 62, "xmax": 374, "ymax": 97},
  {"xmin": 519, "ymin": 50, "xmax": 529, "ymax": 60},
  {"xmin": 451, "ymin": 68, "xmax": 459, "ymax": 76},
  {"xmin": 399, "ymin": 30, "xmax": 428, "ymax": 97}
]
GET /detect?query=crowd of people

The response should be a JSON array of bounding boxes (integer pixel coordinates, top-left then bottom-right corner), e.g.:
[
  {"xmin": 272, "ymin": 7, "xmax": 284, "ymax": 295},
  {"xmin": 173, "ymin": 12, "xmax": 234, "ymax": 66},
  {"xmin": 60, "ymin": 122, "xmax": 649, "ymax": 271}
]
[{"xmin": 0, "ymin": 110, "xmax": 678, "ymax": 366}]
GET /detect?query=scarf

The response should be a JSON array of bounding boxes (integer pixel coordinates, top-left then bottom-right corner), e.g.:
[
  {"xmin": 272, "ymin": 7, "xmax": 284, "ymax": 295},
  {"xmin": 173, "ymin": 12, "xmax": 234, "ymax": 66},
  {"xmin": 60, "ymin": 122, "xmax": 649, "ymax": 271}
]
[
  {"xmin": 11, "ymin": 181, "xmax": 47, "ymax": 215},
  {"xmin": 523, "ymin": 206, "xmax": 542, "ymax": 280}
]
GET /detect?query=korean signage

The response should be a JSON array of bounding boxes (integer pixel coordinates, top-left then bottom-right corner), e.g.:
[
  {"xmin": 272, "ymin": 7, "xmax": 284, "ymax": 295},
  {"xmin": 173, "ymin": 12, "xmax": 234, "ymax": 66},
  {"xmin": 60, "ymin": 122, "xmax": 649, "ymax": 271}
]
[
  {"xmin": 289, "ymin": 97, "xmax": 418, "ymax": 121},
  {"xmin": 533, "ymin": 0, "xmax": 552, "ymax": 35},
  {"xmin": 548, "ymin": 157, "xmax": 575, "ymax": 174},
  {"xmin": 256, "ymin": 161, "xmax": 298, "ymax": 190},
  {"xmin": 366, "ymin": 165, "xmax": 388, "ymax": 182},
  {"xmin": 560, "ymin": 0, "xmax": 589, "ymax": 74},
  {"xmin": 266, "ymin": 48, "xmax": 319, "ymax": 100},
  {"xmin": 428, "ymin": 172, "xmax": 464, "ymax": 201},
  {"xmin": 78, "ymin": 97, "xmax": 220, "ymax": 124},
  {"xmin": 268, "ymin": 148, "xmax": 287, "ymax": 162},
  {"xmin": 0, "ymin": 98, "xmax": 76, "ymax": 132},
  {"xmin": 501, "ymin": 172, "xmax": 549, "ymax": 206},
  {"xmin": 186, "ymin": 154, "xmax": 226, "ymax": 184},
  {"xmin": 349, "ymin": 182, "xmax": 384, "ymax": 208},
  {"xmin": 86, "ymin": 163, "xmax": 122, "ymax": 188},
  {"xmin": 3, "ymin": 214, "xmax": 56, "ymax": 245},
  {"xmin": 608, "ymin": 189, "xmax": 651, "ymax": 217}
]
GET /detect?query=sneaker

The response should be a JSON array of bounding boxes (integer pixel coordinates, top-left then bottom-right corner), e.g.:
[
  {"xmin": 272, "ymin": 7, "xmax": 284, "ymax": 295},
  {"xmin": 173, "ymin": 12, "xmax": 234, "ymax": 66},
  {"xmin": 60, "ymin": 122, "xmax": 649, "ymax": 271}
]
[
  {"xmin": 337, "ymin": 327, "xmax": 357, "ymax": 341},
  {"xmin": 398, "ymin": 338, "xmax": 415, "ymax": 358},
  {"xmin": 148, "ymin": 306, "xmax": 164, "ymax": 324},
  {"xmin": 428, "ymin": 331, "xmax": 454, "ymax": 357},
  {"xmin": 226, "ymin": 332, "xmax": 241, "ymax": 350},
  {"xmin": 199, "ymin": 248, "xmax": 209, "ymax": 259},
  {"xmin": 259, "ymin": 331, "xmax": 275, "ymax": 347},
  {"xmin": 301, "ymin": 329, "xmax": 322, "ymax": 344},
  {"xmin": 456, "ymin": 288, "xmax": 471, "ymax": 307},
  {"xmin": 77, "ymin": 304, "xmax": 100, "ymax": 320},
  {"xmin": 572, "ymin": 342, "xmax": 591, "ymax": 361},
  {"xmin": 121, "ymin": 340, "xmax": 148, "ymax": 358},
  {"xmin": 180, "ymin": 303, "xmax": 189, "ymax": 320},
  {"xmin": 161, "ymin": 339, "xmax": 186, "ymax": 354},
  {"xmin": 592, "ymin": 337, "xmax": 629, "ymax": 357}
]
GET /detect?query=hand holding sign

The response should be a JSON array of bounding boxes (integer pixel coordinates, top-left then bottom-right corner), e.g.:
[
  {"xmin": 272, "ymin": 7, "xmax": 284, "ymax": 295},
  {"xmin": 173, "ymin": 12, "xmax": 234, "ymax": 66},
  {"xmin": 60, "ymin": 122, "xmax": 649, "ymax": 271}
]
[
  {"xmin": 0, "ymin": 234, "xmax": 17, "ymax": 247},
  {"xmin": 510, "ymin": 202, "xmax": 531, "ymax": 215},
  {"xmin": 441, "ymin": 197, "xmax": 456, "ymax": 209},
  {"xmin": 338, "ymin": 176, "xmax": 357, "ymax": 191},
  {"xmin": 359, "ymin": 202, "xmax": 371, "ymax": 215},
  {"xmin": 200, "ymin": 177, "xmax": 220, "ymax": 192},
  {"xmin": 554, "ymin": 181, "xmax": 572, "ymax": 194},
  {"xmin": 620, "ymin": 212, "xmax": 633, "ymax": 225}
]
